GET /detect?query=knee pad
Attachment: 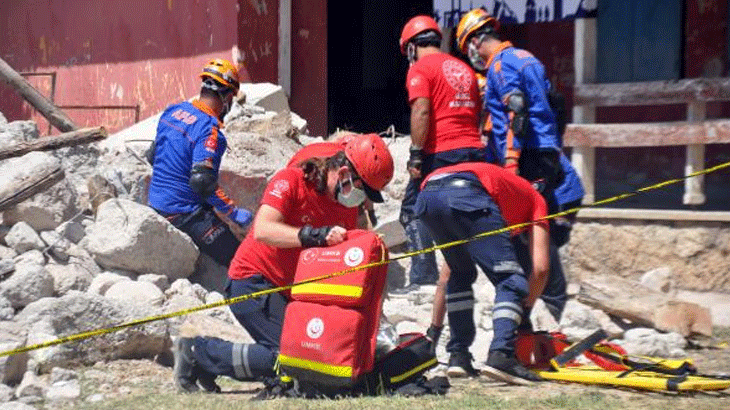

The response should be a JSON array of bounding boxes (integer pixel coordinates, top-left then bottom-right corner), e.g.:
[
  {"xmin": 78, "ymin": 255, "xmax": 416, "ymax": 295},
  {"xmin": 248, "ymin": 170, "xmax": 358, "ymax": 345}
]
[{"xmin": 189, "ymin": 163, "xmax": 219, "ymax": 198}]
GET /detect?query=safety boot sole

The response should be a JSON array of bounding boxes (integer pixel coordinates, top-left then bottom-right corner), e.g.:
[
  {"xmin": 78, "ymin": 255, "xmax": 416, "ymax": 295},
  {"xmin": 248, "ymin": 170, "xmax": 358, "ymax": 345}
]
[{"xmin": 481, "ymin": 364, "xmax": 536, "ymax": 386}]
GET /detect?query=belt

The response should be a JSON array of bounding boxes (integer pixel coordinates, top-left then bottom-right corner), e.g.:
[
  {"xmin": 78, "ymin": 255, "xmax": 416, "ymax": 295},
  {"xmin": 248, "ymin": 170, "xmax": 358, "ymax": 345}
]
[
  {"xmin": 423, "ymin": 173, "xmax": 483, "ymax": 191},
  {"xmin": 155, "ymin": 205, "xmax": 206, "ymax": 226}
]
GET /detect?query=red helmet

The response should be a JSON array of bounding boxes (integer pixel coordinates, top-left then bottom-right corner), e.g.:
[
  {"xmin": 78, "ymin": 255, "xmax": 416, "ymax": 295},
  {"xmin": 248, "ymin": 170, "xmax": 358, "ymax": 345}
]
[
  {"xmin": 330, "ymin": 131, "xmax": 361, "ymax": 146},
  {"xmin": 344, "ymin": 133, "xmax": 394, "ymax": 202},
  {"xmin": 399, "ymin": 15, "xmax": 441, "ymax": 54}
]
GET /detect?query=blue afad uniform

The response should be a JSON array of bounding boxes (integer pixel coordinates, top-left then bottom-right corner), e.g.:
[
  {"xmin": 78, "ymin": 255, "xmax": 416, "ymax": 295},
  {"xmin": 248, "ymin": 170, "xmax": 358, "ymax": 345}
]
[
  {"xmin": 484, "ymin": 42, "xmax": 563, "ymax": 192},
  {"xmin": 148, "ymin": 100, "xmax": 250, "ymax": 266},
  {"xmin": 484, "ymin": 42, "xmax": 559, "ymax": 162},
  {"xmin": 554, "ymin": 153, "xmax": 584, "ymax": 210},
  {"xmin": 550, "ymin": 153, "xmax": 585, "ymax": 247}
]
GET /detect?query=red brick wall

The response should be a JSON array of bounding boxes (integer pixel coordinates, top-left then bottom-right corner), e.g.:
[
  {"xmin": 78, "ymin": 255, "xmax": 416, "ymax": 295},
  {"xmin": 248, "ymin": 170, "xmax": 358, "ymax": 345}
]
[{"xmin": 0, "ymin": 0, "xmax": 238, "ymax": 134}]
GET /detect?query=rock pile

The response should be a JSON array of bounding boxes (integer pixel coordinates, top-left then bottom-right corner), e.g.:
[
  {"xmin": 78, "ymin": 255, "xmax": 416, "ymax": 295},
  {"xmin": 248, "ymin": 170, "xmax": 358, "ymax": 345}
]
[{"xmin": 0, "ymin": 83, "xmax": 722, "ymax": 407}]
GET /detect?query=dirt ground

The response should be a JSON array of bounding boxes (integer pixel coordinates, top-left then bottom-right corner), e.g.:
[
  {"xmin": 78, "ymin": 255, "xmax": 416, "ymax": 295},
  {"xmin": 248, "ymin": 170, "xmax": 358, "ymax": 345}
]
[{"xmin": 36, "ymin": 338, "xmax": 730, "ymax": 410}]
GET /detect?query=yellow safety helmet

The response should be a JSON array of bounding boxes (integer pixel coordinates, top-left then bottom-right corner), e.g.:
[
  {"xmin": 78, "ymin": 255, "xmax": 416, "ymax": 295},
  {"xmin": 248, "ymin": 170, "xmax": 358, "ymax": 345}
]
[
  {"xmin": 456, "ymin": 8, "xmax": 500, "ymax": 55},
  {"xmin": 199, "ymin": 59, "xmax": 240, "ymax": 93}
]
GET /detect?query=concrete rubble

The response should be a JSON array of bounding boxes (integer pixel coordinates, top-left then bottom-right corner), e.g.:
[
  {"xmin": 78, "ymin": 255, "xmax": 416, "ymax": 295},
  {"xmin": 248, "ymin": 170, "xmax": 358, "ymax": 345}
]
[{"xmin": 0, "ymin": 82, "xmax": 726, "ymax": 406}]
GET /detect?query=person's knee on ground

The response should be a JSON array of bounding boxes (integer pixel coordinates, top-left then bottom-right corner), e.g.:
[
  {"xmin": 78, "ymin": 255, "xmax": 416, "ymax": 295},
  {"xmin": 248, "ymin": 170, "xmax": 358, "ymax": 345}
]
[{"xmin": 190, "ymin": 336, "xmax": 277, "ymax": 383}]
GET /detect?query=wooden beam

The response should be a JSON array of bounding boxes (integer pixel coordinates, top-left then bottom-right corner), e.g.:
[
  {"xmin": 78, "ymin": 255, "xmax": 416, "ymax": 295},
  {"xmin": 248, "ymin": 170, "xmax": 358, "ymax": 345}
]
[
  {"xmin": 0, "ymin": 57, "xmax": 77, "ymax": 132},
  {"xmin": 577, "ymin": 208, "xmax": 730, "ymax": 222},
  {"xmin": 564, "ymin": 119, "xmax": 730, "ymax": 147},
  {"xmin": 0, "ymin": 167, "xmax": 65, "ymax": 212},
  {"xmin": 574, "ymin": 77, "xmax": 730, "ymax": 106},
  {"xmin": 0, "ymin": 126, "xmax": 107, "ymax": 161}
]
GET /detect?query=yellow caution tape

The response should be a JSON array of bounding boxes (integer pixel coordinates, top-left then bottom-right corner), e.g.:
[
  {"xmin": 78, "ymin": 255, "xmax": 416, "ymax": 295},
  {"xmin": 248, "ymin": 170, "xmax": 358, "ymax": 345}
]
[{"xmin": 1, "ymin": 161, "xmax": 729, "ymax": 359}]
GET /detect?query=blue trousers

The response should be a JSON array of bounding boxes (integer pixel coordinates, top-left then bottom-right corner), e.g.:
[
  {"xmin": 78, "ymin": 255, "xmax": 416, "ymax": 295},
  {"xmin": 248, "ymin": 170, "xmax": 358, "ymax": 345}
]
[
  {"xmin": 400, "ymin": 147, "xmax": 488, "ymax": 285},
  {"xmin": 158, "ymin": 206, "xmax": 240, "ymax": 266},
  {"xmin": 192, "ymin": 274, "xmax": 287, "ymax": 380},
  {"xmin": 414, "ymin": 172, "xmax": 528, "ymax": 356}
]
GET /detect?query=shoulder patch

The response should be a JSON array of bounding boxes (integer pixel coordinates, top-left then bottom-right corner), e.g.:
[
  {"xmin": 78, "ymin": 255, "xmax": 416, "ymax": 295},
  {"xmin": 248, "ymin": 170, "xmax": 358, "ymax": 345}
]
[
  {"xmin": 515, "ymin": 50, "xmax": 534, "ymax": 59},
  {"xmin": 204, "ymin": 127, "xmax": 219, "ymax": 153},
  {"xmin": 269, "ymin": 179, "xmax": 290, "ymax": 199}
]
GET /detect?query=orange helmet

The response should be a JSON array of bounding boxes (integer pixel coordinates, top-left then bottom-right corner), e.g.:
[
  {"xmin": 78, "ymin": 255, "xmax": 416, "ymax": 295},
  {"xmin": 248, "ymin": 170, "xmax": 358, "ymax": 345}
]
[
  {"xmin": 399, "ymin": 15, "xmax": 441, "ymax": 54},
  {"xmin": 456, "ymin": 8, "xmax": 499, "ymax": 54},
  {"xmin": 344, "ymin": 133, "xmax": 394, "ymax": 202},
  {"xmin": 199, "ymin": 58, "xmax": 240, "ymax": 93}
]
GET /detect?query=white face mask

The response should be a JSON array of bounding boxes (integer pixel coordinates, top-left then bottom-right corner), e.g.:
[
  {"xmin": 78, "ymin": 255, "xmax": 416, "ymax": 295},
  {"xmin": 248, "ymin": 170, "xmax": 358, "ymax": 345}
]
[
  {"xmin": 336, "ymin": 174, "xmax": 367, "ymax": 208},
  {"xmin": 468, "ymin": 35, "xmax": 487, "ymax": 71}
]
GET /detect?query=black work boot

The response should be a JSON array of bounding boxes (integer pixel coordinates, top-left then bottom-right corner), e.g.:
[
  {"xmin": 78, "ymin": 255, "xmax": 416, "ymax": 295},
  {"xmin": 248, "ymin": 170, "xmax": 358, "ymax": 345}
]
[
  {"xmin": 173, "ymin": 337, "xmax": 200, "ymax": 393},
  {"xmin": 197, "ymin": 371, "xmax": 222, "ymax": 393},
  {"xmin": 482, "ymin": 350, "xmax": 544, "ymax": 386},
  {"xmin": 173, "ymin": 337, "xmax": 221, "ymax": 393},
  {"xmin": 447, "ymin": 351, "xmax": 480, "ymax": 378}
]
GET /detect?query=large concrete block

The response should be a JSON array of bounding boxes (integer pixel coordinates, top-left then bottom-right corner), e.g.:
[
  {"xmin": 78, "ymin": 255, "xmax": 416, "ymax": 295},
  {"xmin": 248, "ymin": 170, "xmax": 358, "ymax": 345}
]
[{"xmin": 239, "ymin": 83, "xmax": 290, "ymax": 114}]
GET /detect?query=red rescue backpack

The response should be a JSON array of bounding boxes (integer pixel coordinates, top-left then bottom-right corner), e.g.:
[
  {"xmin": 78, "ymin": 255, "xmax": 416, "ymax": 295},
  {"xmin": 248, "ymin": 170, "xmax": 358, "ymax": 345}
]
[{"xmin": 278, "ymin": 230, "xmax": 389, "ymax": 389}]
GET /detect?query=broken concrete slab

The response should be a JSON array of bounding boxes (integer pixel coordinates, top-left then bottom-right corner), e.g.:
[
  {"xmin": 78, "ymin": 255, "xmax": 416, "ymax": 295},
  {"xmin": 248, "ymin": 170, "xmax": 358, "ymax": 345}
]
[
  {"xmin": 239, "ymin": 83, "xmax": 290, "ymax": 114},
  {"xmin": 577, "ymin": 274, "xmax": 712, "ymax": 337}
]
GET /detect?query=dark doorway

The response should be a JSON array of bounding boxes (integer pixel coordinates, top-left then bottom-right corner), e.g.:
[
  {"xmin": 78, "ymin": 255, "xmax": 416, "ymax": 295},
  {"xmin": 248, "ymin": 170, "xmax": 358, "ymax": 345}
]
[{"xmin": 327, "ymin": 1, "xmax": 432, "ymax": 135}]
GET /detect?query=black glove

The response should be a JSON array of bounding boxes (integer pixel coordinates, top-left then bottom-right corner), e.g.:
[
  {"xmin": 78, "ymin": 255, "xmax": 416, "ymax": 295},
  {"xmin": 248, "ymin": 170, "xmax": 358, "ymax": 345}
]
[
  {"xmin": 517, "ymin": 314, "xmax": 534, "ymax": 333},
  {"xmin": 298, "ymin": 224, "xmax": 333, "ymax": 248},
  {"xmin": 531, "ymin": 178, "xmax": 547, "ymax": 194},
  {"xmin": 550, "ymin": 217, "xmax": 573, "ymax": 248},
  {"xmin": 426, "ymin": 324, "xmax": 443, "ymax": 355},
  {"xmin": 407, "ymin": 147, "xmax": 424, "ymax": 173}
]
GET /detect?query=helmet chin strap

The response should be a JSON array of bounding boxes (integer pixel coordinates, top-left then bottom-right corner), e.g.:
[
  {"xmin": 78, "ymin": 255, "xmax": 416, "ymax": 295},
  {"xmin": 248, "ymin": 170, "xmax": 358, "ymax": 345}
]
[
  {"xmin": 467, "ymin": 34, "xmax": 488, "ymax": 71},
  {"xmin": 406, "ymin": 43, "xmax": 417, "ymax": 66},
  {"xmin": 218, "ymin": 95, "xmax": 232, "ymax": 122},
  {"xmin": 203, "ymin": 80, "xmax": 234, "ymax": 121}
]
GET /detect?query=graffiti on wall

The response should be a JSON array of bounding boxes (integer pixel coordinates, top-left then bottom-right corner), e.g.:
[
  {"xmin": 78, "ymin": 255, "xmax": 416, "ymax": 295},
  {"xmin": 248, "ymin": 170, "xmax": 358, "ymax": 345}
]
[{"xmin": 434, "ymin": 0, "xmax": 597, "ymax": 27}]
